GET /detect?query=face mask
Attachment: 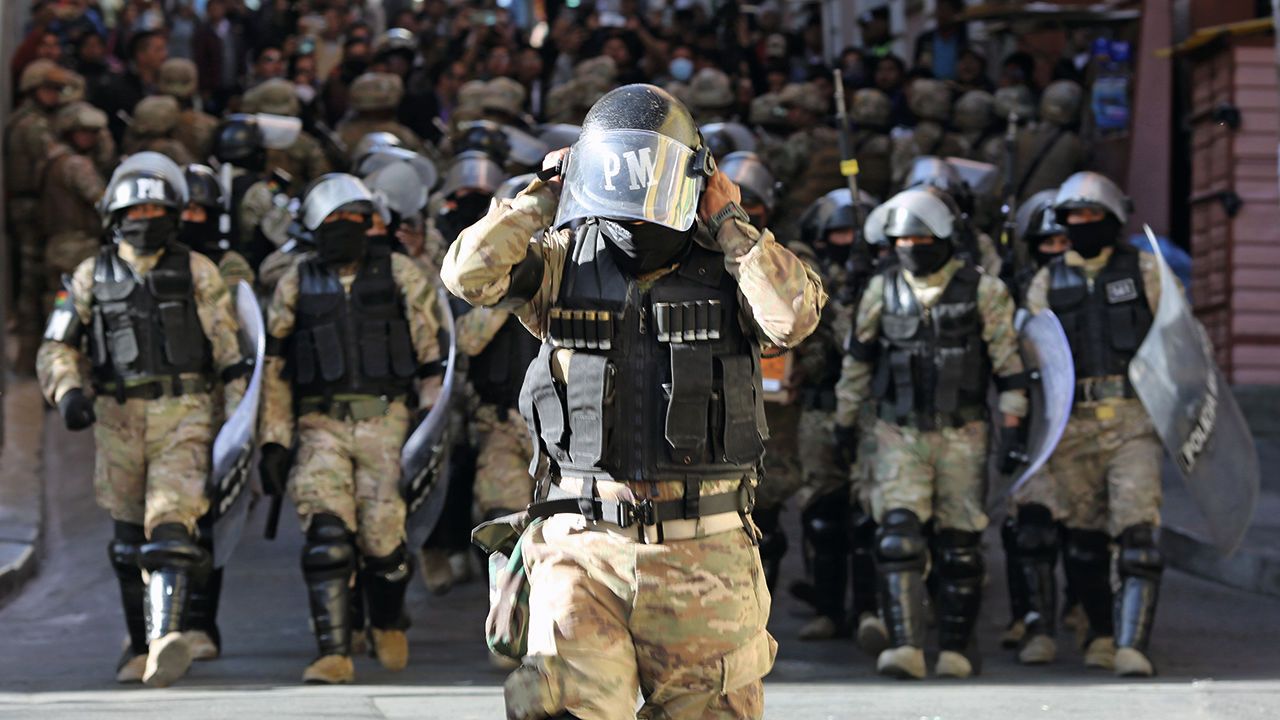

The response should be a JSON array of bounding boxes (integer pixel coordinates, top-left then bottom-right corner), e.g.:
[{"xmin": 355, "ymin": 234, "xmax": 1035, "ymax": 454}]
[
  {"xmin": 894, "ymin": 240, "xmax": 951, "ymax": 276},
  {"xmin": 118, "ymin": 213, "xmax": 179, "ymax": 254},
  {"xmin": 1031, "ymin": 246, "xmax": 1065, "ymax": 267},
  {"xmin": 669, "ymin": 57, "xmax": 694, "ymax": 82},
  {"xmin": 438, "ymin": 193, "xmax": 492, "ymax": 242},
  {"xmin": 314, "ymin": 217, "xmax": 370, "ymax": 265},
  {"xmin": 180, "ymin": 219, "xmax": 223, "ymax": 255},
  {"xmin": 600, "ymin": 219, "xmax": 691, "ymax": 275},
  {"xmin": 1065, "ymin": 216, "xmax": 1122, "ymax": 259},
  {"xmin": 816, "ymin": 239, "xmax": 851, "ymax": 267}
]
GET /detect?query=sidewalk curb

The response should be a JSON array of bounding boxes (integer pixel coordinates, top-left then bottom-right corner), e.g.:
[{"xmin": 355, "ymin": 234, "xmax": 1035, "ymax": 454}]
[
  {"xmin": 1162, "ymin": 526, "xmax": 1280, "ymax": 598},
  {"xmin": 0, "ymin": 377, "xmax": 46, "ymax": 608}
]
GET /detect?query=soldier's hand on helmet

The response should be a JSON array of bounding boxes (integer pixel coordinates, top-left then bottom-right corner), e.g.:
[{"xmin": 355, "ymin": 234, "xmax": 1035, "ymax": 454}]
[
  {"xmin": 997, "ymin": 423, "xmax": 1028, "ymax": 475},
  {"xmin": 833, "ymin": 423, "xmax": 858, "ymax": 472},
  {"xmin": 57, "ymin": 388, "xmax": 96, "ymax": 431},
  {"xmin": 539, "ymin": 148, "xmax": 571, "ymax": 194},
  {"xmin": 258, "ymin": 443, "xmax": 292, "ymax": 497},
  {"xmin": 699, "ymin": 169, "xmax": 742, "ymax": 223}
]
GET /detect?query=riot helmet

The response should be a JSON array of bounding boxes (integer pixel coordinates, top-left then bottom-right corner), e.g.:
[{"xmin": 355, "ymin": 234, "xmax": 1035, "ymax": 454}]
[
  {"xmin": 437, "ymin": 150, "xmax": 507, "ymax": 243},
  {"xmin": 299, "ymin": 173, "xmax": 378, "ymax": 265},
  {"xmin": 454, "ymin": 120, "xmax": 513, "ymax": 166},
  {"xmin": 496, "ymin": 173, "xmax": 538, "ymax": 201},
  {"xmin": 1053, "ymin": 171, "xmax": 1131, "ymax": 259},
  {"xmin": 213, "ymin": 115, "xmax": 267, "ymax": 172},
  {"xmin": 181, "ymin": 164, "xmax": 230, "ymax": 256},
  {"xmin": 903, "ymin": 155, "xmax": 973, "ymax": 215},
  {"xmin": 717, "ymin": 151, "xmax": 777, "ymax": 225},
  {"xmin": 538, "ymin": 124, "xmax": 582, "ymax": 152},
  {"xmin": 355, "ymin": 146, "xmax": 439, "ymax": 195},
  {"xmin": 103, "ymin": 151, "xmax": 190, "ymax": 254},
  {"xmin": 700, "ymin": 122, "xmax": 758, "ymax": 161},
  {"xmin": 1015, "ymin": 188, "xmax": 1069, "ymax": 266},
  {"xmin": 878, "ymin": 188, "xmax": 957, "ymax": 276},
  {"xmin": 351, "ymin": 131, "xmax": 404, "ymax": 165}
]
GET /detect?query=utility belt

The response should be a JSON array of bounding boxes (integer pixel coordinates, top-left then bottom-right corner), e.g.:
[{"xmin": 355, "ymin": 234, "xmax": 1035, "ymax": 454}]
[
  {"xmin": 95, "ymin": 375, "xmax": 211, "ymax": 402},
  {"xmin": 1074, "ymin": 376, "xmax": 1136, "ymax": 404},
  {"xmin": 876, "ymin": 402, "xmax": 987, "ymax": 432},
  {"xmin": 526, "ymin": 475, "xmax": 755, "ymax": 544},
  {"xmin": 298, "ymin": 394, "xmax": 406, "ymax": 422}
]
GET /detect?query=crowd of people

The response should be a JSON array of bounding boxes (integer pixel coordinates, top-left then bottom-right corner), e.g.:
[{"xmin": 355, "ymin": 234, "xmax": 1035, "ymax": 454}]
[{"xmin": 5, "ymin": 0, "xmax": 1178, "ymax": 715}]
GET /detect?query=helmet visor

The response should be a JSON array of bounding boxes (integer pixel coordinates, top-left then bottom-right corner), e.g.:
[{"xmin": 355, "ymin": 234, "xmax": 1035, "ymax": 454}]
[{"xmin": 555, "ymin": 129, "xmax": 704, "ymax": 232}]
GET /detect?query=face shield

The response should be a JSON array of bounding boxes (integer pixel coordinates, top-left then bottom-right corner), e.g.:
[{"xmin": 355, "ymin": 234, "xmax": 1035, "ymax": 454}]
[{"xmin": 554, "ymin": 129, "xmax": 712, "ymax": 232}]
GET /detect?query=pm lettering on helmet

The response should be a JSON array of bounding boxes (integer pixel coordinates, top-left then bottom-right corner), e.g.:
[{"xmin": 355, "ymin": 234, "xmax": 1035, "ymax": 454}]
[
  {"xmin": 135, "ymin": 177, "xmax": 169, "ymax": 201},
  {"xmin": 602, "ymin": 148, "xmax": 661, "ymax": 191}
]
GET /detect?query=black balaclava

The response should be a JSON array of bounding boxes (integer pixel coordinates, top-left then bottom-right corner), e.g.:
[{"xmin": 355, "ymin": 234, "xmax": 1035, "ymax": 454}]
[
  {"xmin": 314, "ymin": 216, "xmax": 371, "ymax": 265},
  {"xmin": 894, "ymin": 238, "xmax": 952, "ymax": 276},
  {"xmin": 599, "ymin": 219, "xmax": 692, "ymax": 276},
  {"xmin": 437, "ymin": 193, "xmax": 491, "ymax": 243},
  {"xmin": 1065, "ymin": 214, "xmax": 1123, "ymax": 259},
  {"xmin": 180, "ymin": 215, "xmax": 224, "ymax": 257},
  {"xmin": 118, "ymin": 212, "xmax": 180, "ymax": 255}
]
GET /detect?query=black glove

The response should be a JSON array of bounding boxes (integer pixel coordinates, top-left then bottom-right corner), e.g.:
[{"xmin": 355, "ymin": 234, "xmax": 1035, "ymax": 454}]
[
  {"xmin": 833, "ymin": 423, "xmax": 859, "ymax": 471},
  {"xmin": 58, "ymin": 388, "xmax": 96, "ymax": 431},
  {"xmin": 998, "ymin": 425, "xmax": 1028, "ymax": 475},
  {"xmin": 258, "ymin": 443, "xmax": 292, "ymax": 497}
]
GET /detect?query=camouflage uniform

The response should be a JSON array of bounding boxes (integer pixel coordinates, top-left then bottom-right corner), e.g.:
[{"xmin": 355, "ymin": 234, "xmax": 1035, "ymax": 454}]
[
  {"xmin": 1012, "ymin": 82, "xmax": 1087, "ymax": 204},
  {"xmin": 122, "ymin": 96, "xmax": 196, "ymax": 165},
  {"xmin": 687, "ymin": 68, "xmax": 735, "ymax": 125},
  {"xmin": 761, "ymin": 84, "xmax": 844, "ymax": 234},
  {"xmin": 544, "ymin": 57, "xmax": 617, "ymax": 126},
  {"xmin": 337, "ymin": 73, "xmax": 426, "ymax": 160},
  {"xmin": 260, "ymin": 252, "xmax": 443, "ymax": 556},
  {"xmin": 36, "ymin": 244, "xmax": 245, "ymax": 533},
  {"xmin": 848, "ymin": 89, "xmax": 895, "ymax": 202},
  {"xmin": 442, "ymin": 177, "xmax": 825, "ymax": 719},
  {"xmin": 890, "ymin": 79, "xmax": 967, "ymax": 188},
  {"xmin": 160, "ymin": 58, "xmax": 219, "ymax": 162},
  {"xmin": 243, "ymin": 79, "xmax": 333, "ymax": 194}
]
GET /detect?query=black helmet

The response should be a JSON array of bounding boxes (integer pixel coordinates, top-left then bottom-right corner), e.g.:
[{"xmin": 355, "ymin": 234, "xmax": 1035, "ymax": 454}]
[
  {"xmin": 454, "ymin": 120, "xmax": 512, "ymax": 167},
  {"xmin": 184, "ymin": 164, "xmax": 224, "ymax": 211},
  {"xmin": 103, "ymin": 151, "xmax": 188, "ymax": 219},
  {"xmin": 581, "ymin": 84, "xmax": 702, "ymax": 150},
  {"xmin": 213, "ymin": 114, "xmax": 266, "ymax": 171}
]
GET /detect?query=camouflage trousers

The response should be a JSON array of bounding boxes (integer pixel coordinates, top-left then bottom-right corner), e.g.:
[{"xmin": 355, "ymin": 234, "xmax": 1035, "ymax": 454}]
[
  {"xmin": 756, "ymin": 402, "xmax": 803, "ymax": 510},
  {"xmin": 1014, "ymin": 398, "xmax": 1161, "ymax": 536},
  {"xmin": 289, "ymin": 403, "xmax": 410, "ymax": 557},
  {"xmin": 9, "ymin": 200, "xmax": 43, "ymax": 334},
  {"xmin": 92, "ymin": 392, "xmax": 213, "ymax": 534},
  {"xmin": 506, "ymin": 513, "xmax": 777, "ymax": 720},
  {"xmin": 849, "ymin": 405, "xmax": 880, "ymax": 509},
  {"xmin": 792, "ymin": 408, "xmax": 847, "ymax": 511},
  {"xmin": 472, "ymin": 403, "xmax": 535, "ymax": 516},
  {"xmin": 869, "ymin": 418, "xmax": 989, "ymax": 532}
]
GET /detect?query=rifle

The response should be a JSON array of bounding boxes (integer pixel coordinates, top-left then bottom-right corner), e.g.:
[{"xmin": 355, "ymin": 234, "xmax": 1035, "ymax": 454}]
[
  {"xmin": 832, "ymin": 69, "xmax": 863, "ymax": 217},
  {"xmin": 999, "ymin": 109, "xmax": 1020, "ymax": 251}
]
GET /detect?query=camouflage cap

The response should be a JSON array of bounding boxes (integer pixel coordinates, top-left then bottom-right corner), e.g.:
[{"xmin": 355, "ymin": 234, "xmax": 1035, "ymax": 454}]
[
  {"xmin": 778, "ymin": 82, "xmax": 827, "ymax": 115},
  {"xmin": 952, "ymin": 90, "xmax": 994, "ymax": 133},
  {"xmin": 19, "ymin": 59, "xmax": 73, "ymax": 94},
  {"xmin": 850, "ymin": 87, "xmax": 891, "ymax": 129},
  {"xmin": 54, "ymin": 100, "xmax": 108, "ymax": 136},
  {"xmin": 1039, "ymin": 80, "xmax": 1084, "ymax": 127},
  {"xmin": 482, "ymin": 77, "xmax": 527, "ymax": 119},
  {"xmin": 456, "ymin": 79, "xmax": 489, "ymax": 115},
  {"xmin": 993, "ymin": 85, "xmax": 1034, "ymax": 123},
  {"xmin": 748, "ymin": 91, "xmax": 787, "ymax": 127},
  {"xmin": 158, "ymin": 58, "xmax": 198, "ymax": 99},
  {"xmin": 243, "ymin": 78, "xmax": 301, "ymax": 117},
  {"xmin": 688, "ymin": 68, "xmax": 734, "ymax": 111},
  {"xmin": 132, "ymin": 95, "xmax": 181, "ymax": 135},
  {"xmin": 907, "ymin": 78, "xmax": 951, "ymax": 122},
  {"xmin": 573, "ymin": 55, "xmax": 618, "ymax": 87},
  {"xmin": 350, "ymin": 72, "xmax": 404, "ymax": 112}
]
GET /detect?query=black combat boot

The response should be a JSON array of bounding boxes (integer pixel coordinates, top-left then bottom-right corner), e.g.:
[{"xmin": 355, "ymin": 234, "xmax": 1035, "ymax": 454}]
[
  {"xmin": 935, "ymin": 528, "xmax": 984, "ymax": 678},
  {"xmin": 301, "ymin": 514, "xmax": 356, "ymax": 684},
  {"xmin": 1114, "ymin": 523, "xmax": 1162, "ymax": 677}
]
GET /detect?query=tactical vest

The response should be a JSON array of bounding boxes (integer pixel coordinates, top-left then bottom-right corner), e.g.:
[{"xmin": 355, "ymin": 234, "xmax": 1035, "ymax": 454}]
[
  {"xmin": 871, "ymin": 263, "xmax": 990, "ymax": 430},
  {"xmin": 469, "ymin": 311, "xmax": 541, "ymax": 410},
  {"xmin": 89, "ymin": 243, "xmax": 213, "ymax": 387},
  {"xmin": 1047, "ymin": 246, "xmax": 1152, "ymax": 381},
  {"xmin": 519, "ymin": 221, "xmax": 768, "ymax": 484},
  {"xmin": 289, "ymin": 247, "xmax": 418, "ymax": 401}
]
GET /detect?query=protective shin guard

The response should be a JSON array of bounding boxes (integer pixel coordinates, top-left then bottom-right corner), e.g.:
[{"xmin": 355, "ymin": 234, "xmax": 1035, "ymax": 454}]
[
  {"xmin": 752, "ymin": 505, "xmax": 787, "ymax": 591},
  {"xmin": 936, "ymin": 529, "xmax": 984, "ymax": 653},
  {"xmin": 109, "ymin": 522, "xmax": 149, "ymax": 655},
  {"xmin": 1063, "ymin": 528, "xmax": 1114, "ymax": 639},
  {"xmin": 186, "ymin": 530, "xmax": 222, "ymax": 649},
  {"xmin": 802, "ymin": 490, "xmax": 850, "ymax": 624},
  {"xmin": 302, "ymin": 514, "xmax": 356, "ymax": 657},
  {"xmin": 1115, "ymin": 524, "xmax": 1163, "ymax": 652},
  {"xmin": 139, "ymin": 523, "xmax": 208, "ymax": 642},
  {"xmin": 1001, "ymin": 515, "xmax": 1030, "ymax": 624},
  {"xmin": 850, "ymin": 504, "xmax": 880, "ymax": 618},
  {"xmin": 362, "ymin": 545, "xmax": 412, "ymax": 631},
  {"xmin": 1015, "ymin": 504, "xmax": 1058, "ymax": 638},
  {"xmin": 875, "ymin": 509, "xmax": 928, "ymax": 649}
]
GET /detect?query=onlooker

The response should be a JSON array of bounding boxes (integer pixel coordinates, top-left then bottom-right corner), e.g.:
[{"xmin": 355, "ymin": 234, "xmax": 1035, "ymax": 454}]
[
  {"xmin": 913, "ymin": 0, "xmax": 969, "ymax": 81},
  {"xmin": 91, "ymin": 28, "xmax": 168, "ymax": 145}
]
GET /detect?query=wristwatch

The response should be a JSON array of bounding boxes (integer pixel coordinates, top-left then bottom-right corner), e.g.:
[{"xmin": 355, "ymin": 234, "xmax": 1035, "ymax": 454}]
[{"xmin": 705, "ymin": 201, "xmax": 752, "ymax": 240}]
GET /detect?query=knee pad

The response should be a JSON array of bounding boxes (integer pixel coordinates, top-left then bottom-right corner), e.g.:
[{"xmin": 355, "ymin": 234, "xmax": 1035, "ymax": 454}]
[
  {"xmin": 139, "ymin": 522, "xmax": 208, "ymax": 572},
  {"xmin": 1117, "ymin": 523, "xmax": 1164, "ymax": 581},
  {"xmin": 935, "ymin": 529, "xmax": 984, "ymax": 581},
  {"xmin": 801, "ymin": 498, "xmax": 848, "ymax": 548},
  {"xmin": 875, "ymin": 509, "xmax": 927, "ymax": 570},
  {"xmin": 363, "ymin": 544, "xmax": 412, "ymax": 584},
  {"xmin": 303, "ymin": 513, "xmax": 356, "ymax": 578},
  {"xmin": 1015, "ymin": 504, "xmax": 1059, "ymax": 559},
  {"xmin": 108, "ymin": 521, "xmax": 145, "ymax": 577}
]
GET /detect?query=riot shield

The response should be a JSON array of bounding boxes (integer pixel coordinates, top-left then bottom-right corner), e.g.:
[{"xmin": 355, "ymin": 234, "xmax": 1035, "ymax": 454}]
[
  {"xmin": 207, "ymin": 282, "xmax": 265, "ymax": 567},
  {"xmin": 402, "ymin": 287, "xmax": 459, "ymax": 548},
  {"xmin": 1129, "ymin": 225, "xmax": 1259, "ymax": 554},
  {"xmin": 1002, "ymin": 309, "xmax": 1075, "ymax": 500}
]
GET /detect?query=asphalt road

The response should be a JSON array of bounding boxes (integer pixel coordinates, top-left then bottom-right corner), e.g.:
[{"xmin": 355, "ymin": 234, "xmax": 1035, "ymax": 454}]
[{"xmin": 1, "ymin": 413, "xmax": 1279, "ymax": 719}]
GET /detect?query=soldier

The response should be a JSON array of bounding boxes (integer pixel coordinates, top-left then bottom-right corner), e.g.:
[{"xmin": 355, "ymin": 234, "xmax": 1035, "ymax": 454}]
[
  {"xmin": 158, "ymin": 58, "xmax": 218, "ymax": 162},
  {"xmin": 122, "ymin": 96, "xmax": 197, "ymax": 164},
  {"xmin": 837, "ymin": 188, "xmax": 1027, "ymax": 679},
  {"xmin": 181, "ymin": 164, "xmax": 256, "ymax": 289},
  {"xmin": 39, "ymin": 102, "xmax": 111, "ymax": 316},
  {"xmin": 36, "ymin": 153, "xmax": 248, "ymax": 687},
  {"xmin": 212, "ymin": 115, "xmax": 293, "ymax": 269},
  {"xmin": 257, "ymin": 174, "xmax": 445, "ymax": 684},
  {"xmin": 442, "ymin": 84, "xmax": 825, "ymax": 719},
  {"xmin": 544, "ymin": 56, "xmax": 618, "ymax": 126},
  {"xmin": 762, "ymin": 82, "xmax": 843, "ymax": 240},
  {"xmin": 890, "ymin": 78, "xmax": 966, "ymax": 188},
  {"xmin": 1012, "ymin": 80, "xmax": 1087, "ymax": 203},
  {"xmin": 847, "ymin": 88, "xmax": 894, "ymax": 202},
  {"xmin": 242, "ymin": 79, "xmax": 334, "ymax": 194},
  {"xmin": 954, "ymin": 90, "xmax": 1001, "ymax": 166},
  {"xmin": 336, "ymin": 72, "xmax": 425, "ymax": 159},
  {"xmin": 902, "ymin": 157, "xmax": 1004, "ymax": 275},
  {"xmin": 5, "ymin": 59, "xmax": 77, "ymax": 373},
  {"xmin": 1021, "ymin": 172, "xmax": 1171, "ymax": 677},
  {"xmin": 687, "ymin": 68, "xmax": 736, "ymax": 125}
]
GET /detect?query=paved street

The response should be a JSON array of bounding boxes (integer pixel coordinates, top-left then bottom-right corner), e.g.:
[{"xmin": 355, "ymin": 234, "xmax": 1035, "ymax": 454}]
[{"xmin": 1, "ymin": 413, "xmax": 1279, "ymax": 718}]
